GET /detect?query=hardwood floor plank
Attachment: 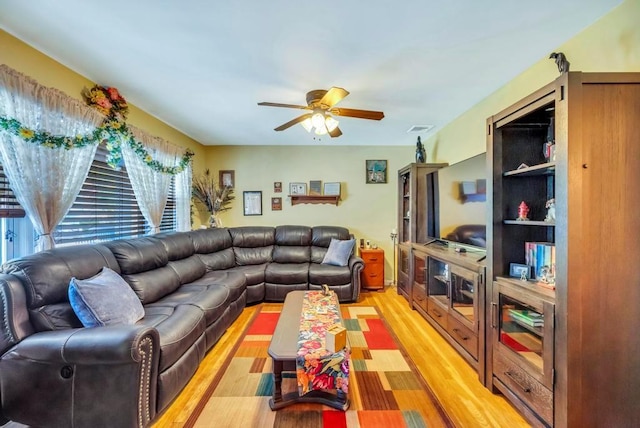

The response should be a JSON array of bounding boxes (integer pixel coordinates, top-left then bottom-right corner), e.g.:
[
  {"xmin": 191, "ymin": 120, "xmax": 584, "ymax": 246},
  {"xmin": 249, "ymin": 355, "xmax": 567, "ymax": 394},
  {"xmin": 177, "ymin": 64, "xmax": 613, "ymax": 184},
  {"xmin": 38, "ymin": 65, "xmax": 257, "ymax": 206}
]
[{"xmin": 152, "ymin": 287, "xmax": 529, "ymax": 427}]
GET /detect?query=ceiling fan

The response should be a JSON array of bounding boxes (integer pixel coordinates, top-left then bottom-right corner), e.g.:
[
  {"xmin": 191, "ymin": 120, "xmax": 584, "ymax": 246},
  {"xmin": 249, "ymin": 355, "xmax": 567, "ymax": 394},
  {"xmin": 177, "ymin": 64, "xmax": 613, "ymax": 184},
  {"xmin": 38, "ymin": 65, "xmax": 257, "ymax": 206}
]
[{"xmin": 257, "ymin": 87, "xmax": 384, "ymax": 138}]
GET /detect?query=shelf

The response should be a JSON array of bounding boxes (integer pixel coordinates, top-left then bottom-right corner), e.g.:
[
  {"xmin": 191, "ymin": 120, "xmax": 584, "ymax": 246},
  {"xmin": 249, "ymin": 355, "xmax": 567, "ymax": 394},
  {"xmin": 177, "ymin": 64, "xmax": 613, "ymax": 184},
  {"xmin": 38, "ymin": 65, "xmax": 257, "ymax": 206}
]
[
  {"xmin": 434, "ymin": 274, "xmax": 448, "ymax": 283},
  {"xmin": 503, "ymin": 162, "xmax": 556, "ymax": 177},
  {"xmin": 503, "ymin": 220, "xmax": 555, "ymax": 226},
  {"xmin": 289, "ymin": 195, "xmax": 340, "ymax": 206}
]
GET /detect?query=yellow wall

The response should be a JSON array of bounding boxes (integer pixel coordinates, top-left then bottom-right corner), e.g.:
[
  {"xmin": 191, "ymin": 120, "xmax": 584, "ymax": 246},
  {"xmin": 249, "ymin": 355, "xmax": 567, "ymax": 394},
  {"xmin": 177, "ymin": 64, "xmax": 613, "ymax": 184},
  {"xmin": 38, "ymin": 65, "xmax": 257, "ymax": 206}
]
[
  {"xmin": 1, "ymin": 0, "xmax": 638, "ymax": 283},
  {"xmin": 0, "ymin": 30, "xmax": 208, "ymax": 172},
  {"xmin": 423, "ymin": 0, "xmax": 640, "ymax": 165}
]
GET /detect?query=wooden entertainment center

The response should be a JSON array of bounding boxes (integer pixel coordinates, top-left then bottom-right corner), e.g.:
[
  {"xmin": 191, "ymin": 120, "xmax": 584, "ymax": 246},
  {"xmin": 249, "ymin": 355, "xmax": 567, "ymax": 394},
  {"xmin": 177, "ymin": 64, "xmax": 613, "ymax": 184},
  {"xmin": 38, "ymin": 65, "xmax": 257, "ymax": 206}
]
[{"xmin": 397, "ymin": 72, "xmax": 640, "ymax": 427}]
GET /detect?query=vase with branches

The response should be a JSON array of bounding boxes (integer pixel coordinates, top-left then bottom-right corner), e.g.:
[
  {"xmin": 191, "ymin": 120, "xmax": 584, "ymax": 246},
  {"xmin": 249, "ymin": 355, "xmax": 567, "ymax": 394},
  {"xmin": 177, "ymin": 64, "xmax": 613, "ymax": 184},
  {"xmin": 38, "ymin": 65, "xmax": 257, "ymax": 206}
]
[{"xmin": 192, "ymin": 169, "xmax": 235, "ymax": 227}]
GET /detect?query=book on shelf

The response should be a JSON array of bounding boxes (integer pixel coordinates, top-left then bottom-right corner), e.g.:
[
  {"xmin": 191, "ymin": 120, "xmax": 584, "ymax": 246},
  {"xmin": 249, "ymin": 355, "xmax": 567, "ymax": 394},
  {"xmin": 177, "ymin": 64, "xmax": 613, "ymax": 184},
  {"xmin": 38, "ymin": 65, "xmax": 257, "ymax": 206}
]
[
  {"xmin": 525, "ymin": 241, "xmax": 555, "ymax": 285},
  {"xmin": 508, "ymin": 309, "xmax": 544, "ymax": 327}
]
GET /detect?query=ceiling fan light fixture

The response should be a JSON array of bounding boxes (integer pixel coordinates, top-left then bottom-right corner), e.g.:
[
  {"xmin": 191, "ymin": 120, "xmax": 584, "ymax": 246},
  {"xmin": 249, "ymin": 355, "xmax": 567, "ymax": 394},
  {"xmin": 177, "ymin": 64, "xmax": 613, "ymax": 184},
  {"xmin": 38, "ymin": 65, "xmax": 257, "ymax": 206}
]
[
  {"xmin": 301, "ymin": 117, "xmax": 313, "ymax": 132},
  {"xmin": 325, "ymin": 115, "xmax": 339, "ymax": 132}
]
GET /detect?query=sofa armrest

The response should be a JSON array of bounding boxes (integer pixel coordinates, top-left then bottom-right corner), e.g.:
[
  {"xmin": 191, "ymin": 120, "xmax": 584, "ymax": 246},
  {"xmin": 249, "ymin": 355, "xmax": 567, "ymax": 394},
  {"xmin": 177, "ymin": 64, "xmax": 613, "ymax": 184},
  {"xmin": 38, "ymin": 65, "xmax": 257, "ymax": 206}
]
[
  {"xmin": 0, "ymin": 325, "xmax": 160, "ymax": 428},
  {"xmin": 348, "ymin": 255, "xmax": 365, "ymax": 301}
]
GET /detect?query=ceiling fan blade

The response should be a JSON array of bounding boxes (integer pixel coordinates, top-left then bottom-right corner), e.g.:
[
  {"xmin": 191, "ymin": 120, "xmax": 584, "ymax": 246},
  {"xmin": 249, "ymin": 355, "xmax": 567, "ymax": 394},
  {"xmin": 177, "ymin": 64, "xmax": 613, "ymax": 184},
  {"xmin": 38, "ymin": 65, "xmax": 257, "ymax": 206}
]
[
  {"xmin": 274, "ymin": 113, "xmax": 313, "ymax": 131},
  {"xmin": 329, "ymin": 107, "xmax": 385, "ymax": 121},
  {"xmin": 258, "ymin": 102, "xmax": 310, "ymax": 110},
  {"xmin": 318, "ymin": 87, "xmax": 349, "ymax": 108},
  {"xmin": 328, "ymin": 126, "xmax": 342, "ymax": 138}
]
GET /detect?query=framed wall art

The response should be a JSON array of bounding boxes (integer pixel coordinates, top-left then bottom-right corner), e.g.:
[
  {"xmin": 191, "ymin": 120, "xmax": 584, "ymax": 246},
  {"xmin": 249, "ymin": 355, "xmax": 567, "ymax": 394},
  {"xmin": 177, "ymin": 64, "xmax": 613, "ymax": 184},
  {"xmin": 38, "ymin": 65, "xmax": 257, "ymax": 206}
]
[
  {"xmin": 274, "ymin": 182, "xmax": 282, "ymax": 193},
  {"xmin": 219, "ymin": 170, "xmax": 235, "ymax": 188},
  {"xmin": 309, "ymin": 180, "xmax": 322, "ymax": 196},
  {"xmin": 271, "ymin": 197, "xmax": 282, "ymax": 211},
  {"xmin": 289, "ymin": 182, "xmax": 307, "ymax": 195},
  {"xmin": 366, "ymin": 160, "xmax": 387, "ymax": 184},
  {"xmin": 323, "ymin": 182, "xmax": 341, "ymax": 196},
  {"xmin": 243, "ymin": 191, "xmax": 262, "ymax": 216}
]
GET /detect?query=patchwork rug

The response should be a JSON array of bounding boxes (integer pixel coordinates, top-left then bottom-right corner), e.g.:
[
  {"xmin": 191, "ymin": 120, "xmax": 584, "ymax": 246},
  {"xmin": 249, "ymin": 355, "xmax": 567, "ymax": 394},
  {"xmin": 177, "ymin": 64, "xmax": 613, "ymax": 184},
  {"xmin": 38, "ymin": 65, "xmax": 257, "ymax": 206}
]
[{"xmin": 185, "ymin": 305, "xmax": 453, "ymax": 427}]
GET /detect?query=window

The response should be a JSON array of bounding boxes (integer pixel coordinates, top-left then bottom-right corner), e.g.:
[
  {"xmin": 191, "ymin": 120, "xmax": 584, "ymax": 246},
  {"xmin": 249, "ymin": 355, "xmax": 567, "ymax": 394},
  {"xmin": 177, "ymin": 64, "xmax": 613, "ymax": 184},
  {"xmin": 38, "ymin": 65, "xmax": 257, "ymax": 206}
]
[
  {"xmin": 0, "ymin": 162, "xmax": 25, "ymax": 219},
  {"xmin": 55, "ymin": 143, "xmax": 176, "ymax": 246}
]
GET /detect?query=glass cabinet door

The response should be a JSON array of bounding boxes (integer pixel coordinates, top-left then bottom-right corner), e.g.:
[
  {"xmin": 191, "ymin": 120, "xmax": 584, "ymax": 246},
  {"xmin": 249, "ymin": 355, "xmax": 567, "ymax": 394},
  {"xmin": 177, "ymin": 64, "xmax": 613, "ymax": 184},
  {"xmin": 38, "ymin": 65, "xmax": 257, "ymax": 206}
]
[
  {"xmin": 495, "ymin": 287, "xmax": 554, "ymax": 388},
  {"xmin": 450, "ymin": 265, "xmax": 477, "ymax": 327},
  {"xmin": 427, "ymin": 257, "xmax": 449, "ymax": 307}
]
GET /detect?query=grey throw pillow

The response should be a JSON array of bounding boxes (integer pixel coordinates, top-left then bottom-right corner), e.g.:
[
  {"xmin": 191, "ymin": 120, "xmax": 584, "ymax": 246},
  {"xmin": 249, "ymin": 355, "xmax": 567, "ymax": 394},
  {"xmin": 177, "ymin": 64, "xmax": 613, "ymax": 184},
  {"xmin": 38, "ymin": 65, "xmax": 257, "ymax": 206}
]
[
  {"xmin": 69, "ymin": 267, "xmax": 145, "ymax": 328},
  {"xmin": 321, "ymin": 238, "xmax": 355, "ymax": 267}
]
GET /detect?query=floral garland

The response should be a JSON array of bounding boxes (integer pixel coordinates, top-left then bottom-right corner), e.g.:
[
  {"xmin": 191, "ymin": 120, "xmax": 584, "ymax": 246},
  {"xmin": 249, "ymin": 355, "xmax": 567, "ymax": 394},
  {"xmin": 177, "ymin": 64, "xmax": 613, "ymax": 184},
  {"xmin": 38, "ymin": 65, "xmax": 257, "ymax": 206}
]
[{"xmin": 0, "ymin": 115, "xmax": 194, "ymax": 175}]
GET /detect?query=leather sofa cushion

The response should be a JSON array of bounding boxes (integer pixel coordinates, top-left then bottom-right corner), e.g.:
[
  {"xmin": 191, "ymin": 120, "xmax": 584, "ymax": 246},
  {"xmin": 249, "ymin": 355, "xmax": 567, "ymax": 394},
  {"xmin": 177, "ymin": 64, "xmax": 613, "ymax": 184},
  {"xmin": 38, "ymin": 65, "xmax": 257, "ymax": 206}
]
[
  {"xmin": 265, "ymin": 263, "xmax": 309, "ymax": 284},
  {"xmin": 144, "ymin": 284, "xmax": 230, "ymax": 326},
  {"xmin": 154, "ymin": 232, "xmax": 196, "ymax": 261},
  {"xmin": 122, "ymin": 266, "xmax": 181, "ymax": 304},
  {"xmin": 189, "ymin": 228, "xmax": 233, "ymax": 253},
  {"xmin": 309, "ymin": 263, "xmax": 352, "ymax": 286},
  {"xmin": 105, "ymin": 238, "xmax": 168, "ymax": 274},
  {"xmin": 310, "ymin": 226, "xmax": 351, "ymax": 263},
  {"xmin": 228, "ymin": 264, "xmax": 267, "ymax": 286},
  {"xmin": 138, "ymin": 304, "xmax": 206, "ymax": 371},
  {"xmin": 273, "ymin": 225, "xmax": 311, "ymax": 263},
  {"xmin": 230, "ymin": 227, "xmax": 274, "ymax": 266},
  {"xmin": 198, "ymin": 247, "xmax": 236, "ymax": 271},
  {"xmin": 1, "ymin": 244, "xmax": 119, "ymax": 331},
  {"xmin": 167, "ymin": 255, "xmax": 207, "ymax": 284},
  {"xmin": 185, "ymin": 271, "xmax": 246, "ymax": 303}
]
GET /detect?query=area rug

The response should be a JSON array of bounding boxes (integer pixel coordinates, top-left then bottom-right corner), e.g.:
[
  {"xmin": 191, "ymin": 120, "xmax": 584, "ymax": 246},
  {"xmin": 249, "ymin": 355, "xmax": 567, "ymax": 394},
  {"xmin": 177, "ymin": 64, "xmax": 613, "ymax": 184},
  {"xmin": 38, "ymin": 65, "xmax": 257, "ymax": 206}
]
[{"xmin": 185, "ymin": 305, "xmax": 453, "ymax": 428}]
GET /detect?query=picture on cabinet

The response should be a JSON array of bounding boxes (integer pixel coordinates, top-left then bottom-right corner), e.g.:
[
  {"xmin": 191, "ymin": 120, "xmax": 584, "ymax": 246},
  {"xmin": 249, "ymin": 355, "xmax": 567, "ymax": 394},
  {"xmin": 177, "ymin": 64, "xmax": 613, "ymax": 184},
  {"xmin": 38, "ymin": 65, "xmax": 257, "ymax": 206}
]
[{"xmin": 366, "ymin": 160, "xmax": 387, "ymax": 184}]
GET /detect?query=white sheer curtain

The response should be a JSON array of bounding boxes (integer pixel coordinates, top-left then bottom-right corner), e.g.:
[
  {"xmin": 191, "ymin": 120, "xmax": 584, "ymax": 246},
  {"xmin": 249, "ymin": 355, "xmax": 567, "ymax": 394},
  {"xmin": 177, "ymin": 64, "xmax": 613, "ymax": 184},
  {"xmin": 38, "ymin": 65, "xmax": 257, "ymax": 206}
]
[
  {"xmin": 122, "ymin": 125, "xmax": 185, "ymax": 234},
  {"xmin": 175, "ymin": 163, "xmax": 192, "ymax": 231},
  {"xmin": 0, "ymin": 65, "xmax": 103, "ymax": 251}
]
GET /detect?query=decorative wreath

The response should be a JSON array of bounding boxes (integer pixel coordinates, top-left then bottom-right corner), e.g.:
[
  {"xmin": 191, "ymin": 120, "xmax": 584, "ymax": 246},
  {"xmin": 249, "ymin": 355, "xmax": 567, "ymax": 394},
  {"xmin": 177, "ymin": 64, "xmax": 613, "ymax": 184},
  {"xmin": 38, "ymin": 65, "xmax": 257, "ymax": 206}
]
[{"xmin": 82, "ymin": 85, "xmax": 129, "ymax": 121}]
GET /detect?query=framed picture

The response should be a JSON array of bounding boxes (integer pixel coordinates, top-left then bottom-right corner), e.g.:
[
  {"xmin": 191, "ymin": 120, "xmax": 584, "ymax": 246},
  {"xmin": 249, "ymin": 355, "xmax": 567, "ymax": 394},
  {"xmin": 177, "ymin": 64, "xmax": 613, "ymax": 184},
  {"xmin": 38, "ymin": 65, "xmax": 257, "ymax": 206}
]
[
  {"xmin": 309, "ymin": 180, "xmax": 322, "ymax": 196},
  {"xmin": 219, "ymin": 170, "xmax": 235, "ymax": 188},
  {"xmin": 289, "ymin": 182, "xmax": 307, "ymax": 195},
  {"xmin": 271, "ymin": 197, "xmax": 282, "ymax": 211},
  {"xmin": 324, "ymin": 182, "xmax": 341, "ymax": 196},
  {"xmin": 366, "ymin": 160, "xmax": 387, "ymax": 184},
  {"xmin": 509, "ymin": 263, "xmax": 531, "ymax": 280},
  {"xmin": 243, "ymin": 191, "xmax": 262, "ymax": 216},
  {"xmin": 274, "ymin": 182, "xmax": 282, "ymax": 193}
]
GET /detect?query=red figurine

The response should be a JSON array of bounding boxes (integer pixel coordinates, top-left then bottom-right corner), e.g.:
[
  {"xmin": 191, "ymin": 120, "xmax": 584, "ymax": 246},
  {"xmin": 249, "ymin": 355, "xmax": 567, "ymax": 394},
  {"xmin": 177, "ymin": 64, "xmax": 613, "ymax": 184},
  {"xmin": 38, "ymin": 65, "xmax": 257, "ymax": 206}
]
[{"xmin": 517, "ymin": 201, "xmax": 530, "ymax": 221}]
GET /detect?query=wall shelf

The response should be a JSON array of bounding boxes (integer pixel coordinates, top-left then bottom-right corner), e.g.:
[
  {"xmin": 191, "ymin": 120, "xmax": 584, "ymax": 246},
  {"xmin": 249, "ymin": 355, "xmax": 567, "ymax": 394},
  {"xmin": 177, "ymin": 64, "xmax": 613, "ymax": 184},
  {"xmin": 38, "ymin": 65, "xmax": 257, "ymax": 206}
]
[{"xmin": 289, "ymin": 195, "xmax": 340, "ymax": 206}]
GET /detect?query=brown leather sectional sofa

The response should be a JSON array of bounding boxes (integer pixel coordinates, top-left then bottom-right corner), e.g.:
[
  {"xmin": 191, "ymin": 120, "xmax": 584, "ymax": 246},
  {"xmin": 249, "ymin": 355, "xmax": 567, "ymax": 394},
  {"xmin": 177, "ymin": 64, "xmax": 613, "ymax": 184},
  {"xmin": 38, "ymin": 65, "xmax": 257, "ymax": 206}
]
[{"xmin": 0, "ymin": 225, "xmax": 364, "ymax": 427}]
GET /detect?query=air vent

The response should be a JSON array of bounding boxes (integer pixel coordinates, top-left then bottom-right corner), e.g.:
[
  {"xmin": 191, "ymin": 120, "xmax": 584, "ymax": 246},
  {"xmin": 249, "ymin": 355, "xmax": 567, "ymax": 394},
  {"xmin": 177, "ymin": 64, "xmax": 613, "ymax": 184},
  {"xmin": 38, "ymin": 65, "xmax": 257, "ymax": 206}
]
[{"xmin": 407, "ymin": 125, "xmax": 435, "ymax": 133}]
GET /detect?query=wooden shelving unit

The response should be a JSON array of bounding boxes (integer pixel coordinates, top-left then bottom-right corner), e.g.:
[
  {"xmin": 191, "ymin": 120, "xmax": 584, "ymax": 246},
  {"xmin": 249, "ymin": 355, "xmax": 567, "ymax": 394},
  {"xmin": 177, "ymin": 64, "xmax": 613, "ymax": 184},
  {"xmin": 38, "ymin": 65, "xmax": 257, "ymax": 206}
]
[{"xmin": 289, "ymin": 195, "xmax": 340, "ymax": 206}]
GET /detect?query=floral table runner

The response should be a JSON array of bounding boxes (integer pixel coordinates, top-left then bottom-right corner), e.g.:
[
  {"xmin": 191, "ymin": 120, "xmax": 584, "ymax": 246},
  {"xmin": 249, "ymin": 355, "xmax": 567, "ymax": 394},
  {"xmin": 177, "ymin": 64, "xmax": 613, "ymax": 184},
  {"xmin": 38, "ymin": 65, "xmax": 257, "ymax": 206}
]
[{"xmin": 296, "ymin": 290, "xmax": 350, "ymax": 395}]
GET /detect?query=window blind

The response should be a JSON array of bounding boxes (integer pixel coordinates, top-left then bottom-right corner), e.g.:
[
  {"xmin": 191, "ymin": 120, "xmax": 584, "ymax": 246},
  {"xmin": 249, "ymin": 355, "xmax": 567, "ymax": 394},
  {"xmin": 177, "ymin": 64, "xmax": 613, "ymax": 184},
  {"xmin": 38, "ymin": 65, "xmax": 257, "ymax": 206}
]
[{"xmin": 0, "ymin": 163, "xmax": 26, "ymax": 218}]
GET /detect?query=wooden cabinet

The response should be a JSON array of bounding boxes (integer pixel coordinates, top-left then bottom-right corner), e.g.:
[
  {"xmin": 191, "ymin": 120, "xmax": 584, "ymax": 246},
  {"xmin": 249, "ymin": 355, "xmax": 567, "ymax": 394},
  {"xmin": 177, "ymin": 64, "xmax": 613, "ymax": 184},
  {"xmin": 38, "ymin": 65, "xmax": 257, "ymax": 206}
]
[
  {"xmin": 359, "ymin": 248, "xmax": 384, "ymax": 291},
  {"xmin": 487, "ymin": 72, "xmax": 640, "ymax": 427},
  {"xmin": 396, "ymin": 243, "xmax": 411, "ymax": 301},
  {"xmin": 412, "ymin": 243, "xmax": 486, "ymax": 382},
  {"xmin": 397, "ymin": 163, "xmax": 447, "ymax": 245}
]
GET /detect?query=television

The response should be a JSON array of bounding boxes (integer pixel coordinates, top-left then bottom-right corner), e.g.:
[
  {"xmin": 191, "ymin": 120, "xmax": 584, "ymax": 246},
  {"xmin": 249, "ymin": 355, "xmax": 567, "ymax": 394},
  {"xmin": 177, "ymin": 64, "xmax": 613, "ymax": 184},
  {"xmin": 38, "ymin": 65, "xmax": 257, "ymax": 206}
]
[{"xmin": 428, "ymin": 153, "xmax": 487, "ymax": 248}]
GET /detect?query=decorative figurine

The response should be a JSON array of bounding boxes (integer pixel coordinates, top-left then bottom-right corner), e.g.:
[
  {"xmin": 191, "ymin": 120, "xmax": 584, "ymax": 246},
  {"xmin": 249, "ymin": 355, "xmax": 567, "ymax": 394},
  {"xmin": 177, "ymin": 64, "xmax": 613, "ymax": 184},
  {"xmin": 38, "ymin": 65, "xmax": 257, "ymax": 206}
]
[
  {"xmin": 415, "ymin": 136, "xmax": 426, "ymax": 163},
  {"xmin": 543, "ymin": 116, "xmax": 556, "ymax": 162},
  {"xmin": 549, "ymin": 52, "xmax": 570, "ymax": 74},
  {"xmin": 516, "ymin": 201, "xmax": 530, "ymax": 221},
  {"xmin": 545, "ymin": 198, "xmax": 556, "ymax": 222}
]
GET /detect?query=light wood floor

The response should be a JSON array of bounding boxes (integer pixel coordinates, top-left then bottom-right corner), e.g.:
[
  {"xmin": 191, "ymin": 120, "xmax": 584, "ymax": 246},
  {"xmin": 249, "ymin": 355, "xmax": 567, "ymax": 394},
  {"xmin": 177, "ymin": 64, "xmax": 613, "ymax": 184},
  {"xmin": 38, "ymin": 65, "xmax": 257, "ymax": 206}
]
[{"xmin": 152, "ymin": 286, "xmax": 530, "ymax": 427}]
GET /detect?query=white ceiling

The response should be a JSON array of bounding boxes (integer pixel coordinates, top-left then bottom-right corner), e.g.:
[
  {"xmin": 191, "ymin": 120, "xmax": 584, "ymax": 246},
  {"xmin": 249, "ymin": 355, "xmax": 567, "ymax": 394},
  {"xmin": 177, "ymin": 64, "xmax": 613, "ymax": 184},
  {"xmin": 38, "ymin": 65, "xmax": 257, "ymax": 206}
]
[{"xmin": 0, "ymin": 0, "xmax": 621, "ymax": 146}]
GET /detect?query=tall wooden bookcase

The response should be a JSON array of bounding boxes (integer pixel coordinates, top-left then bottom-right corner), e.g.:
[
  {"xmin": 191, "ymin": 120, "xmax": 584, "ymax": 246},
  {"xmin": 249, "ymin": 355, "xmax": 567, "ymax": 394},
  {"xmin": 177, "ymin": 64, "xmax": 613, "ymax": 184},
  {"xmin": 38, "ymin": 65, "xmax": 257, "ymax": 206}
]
[
  {"xmin": 396, "ymin": 162, "xmax": 446, "ymax": 302},
  {"xmin": 487, "ymin": 72, "xmax": 640, "ymax": 427}
]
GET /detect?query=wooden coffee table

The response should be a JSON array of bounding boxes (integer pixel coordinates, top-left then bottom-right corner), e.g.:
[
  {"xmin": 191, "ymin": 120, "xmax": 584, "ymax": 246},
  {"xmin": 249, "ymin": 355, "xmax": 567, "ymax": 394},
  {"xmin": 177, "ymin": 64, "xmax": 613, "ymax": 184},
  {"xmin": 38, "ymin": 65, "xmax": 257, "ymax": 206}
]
[{"xmin": 268, "ymin": 290, "xmax": 349, "ymax": 411}]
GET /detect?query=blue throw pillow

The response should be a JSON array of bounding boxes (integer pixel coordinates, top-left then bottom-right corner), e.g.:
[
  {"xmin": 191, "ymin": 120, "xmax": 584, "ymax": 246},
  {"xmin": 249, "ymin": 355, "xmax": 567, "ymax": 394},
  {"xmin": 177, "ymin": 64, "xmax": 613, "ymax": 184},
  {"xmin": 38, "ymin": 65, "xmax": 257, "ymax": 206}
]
[
  {"xmin": 69, "ymin": 267, "xmax": 145, "ymax": 328},
  {"xmin": 322, "ymin": 238, "xmax": 355, "ymax": 267}
]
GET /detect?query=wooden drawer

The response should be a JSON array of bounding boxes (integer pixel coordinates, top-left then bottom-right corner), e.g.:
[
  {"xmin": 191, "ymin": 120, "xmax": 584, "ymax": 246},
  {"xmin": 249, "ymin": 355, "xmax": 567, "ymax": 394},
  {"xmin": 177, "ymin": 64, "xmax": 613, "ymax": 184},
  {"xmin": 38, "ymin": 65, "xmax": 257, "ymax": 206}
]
[
  {"xmin": 362, "ymin": 271, "xmax": 384, "ymax": 288},
  {"xmin": 494, "ymin": 350, "xmax": 553, "ymax": 425},
  {"xmin": 413, "ymin": 284, "xmax": 427, "ymax": 312},
  {"xmin": 447, "ymin": 315, "xmax": 478, "ymax": 359},
  {"xmin": 361, "ymin": 252, "xmax": 383, "ymax": 264},
  {"xmin": 427, "ymin": 299, "xmax": 448, "ymax": 330}
]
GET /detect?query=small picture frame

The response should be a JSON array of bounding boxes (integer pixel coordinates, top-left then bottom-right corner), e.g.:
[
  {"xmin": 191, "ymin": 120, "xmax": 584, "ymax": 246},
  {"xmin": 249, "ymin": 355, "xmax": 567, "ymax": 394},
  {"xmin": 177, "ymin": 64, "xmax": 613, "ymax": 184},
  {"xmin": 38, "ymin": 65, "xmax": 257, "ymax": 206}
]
[
  {"xmin": 243, "ymin": 191, "xmax": 262, "ymax": 216},
  {"xmin": 274, "ymin": 182, "xmax": 282, "ymax": 193},
  {"xmin": 289, "ymin": 182, "xmax": 307, "ymax": 195},
  {"xmin": 366, "ymin": 160, "xmax": 387, "ymax": 184},
  {"xmin": 309, "ymin": 180, "xmax": 322, "ymax": 196},
  {"xmin": 324, "ymin": 182, "xmax": 341, "ymax": 196},
  {"xmin": 219, "ymin": 170, "xmax": 235, "ymax": 188},
  {"xmin": 509, "ymin": 263, "xmax": 531, "ymax": 280},
  {"xmin": 271, "ymin": 197, "xmax": 282, "ymax": 211}
]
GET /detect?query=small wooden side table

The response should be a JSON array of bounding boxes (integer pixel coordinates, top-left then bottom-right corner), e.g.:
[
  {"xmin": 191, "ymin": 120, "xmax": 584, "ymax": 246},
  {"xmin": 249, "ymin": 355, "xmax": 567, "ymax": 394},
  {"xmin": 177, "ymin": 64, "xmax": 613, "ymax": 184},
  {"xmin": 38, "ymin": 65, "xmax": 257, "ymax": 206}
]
[{"xmin": 360, "ymin": 248, "xmax": 384, "ymax": 291}]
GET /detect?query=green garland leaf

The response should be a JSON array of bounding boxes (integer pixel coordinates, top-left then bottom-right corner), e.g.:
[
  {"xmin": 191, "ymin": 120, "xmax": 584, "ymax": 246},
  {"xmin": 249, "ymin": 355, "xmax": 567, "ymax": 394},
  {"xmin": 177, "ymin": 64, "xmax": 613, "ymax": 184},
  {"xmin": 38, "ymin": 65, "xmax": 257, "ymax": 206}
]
[{"xmin": 0, "ymin": 114, "xmax": 193, "ymax": 175}]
